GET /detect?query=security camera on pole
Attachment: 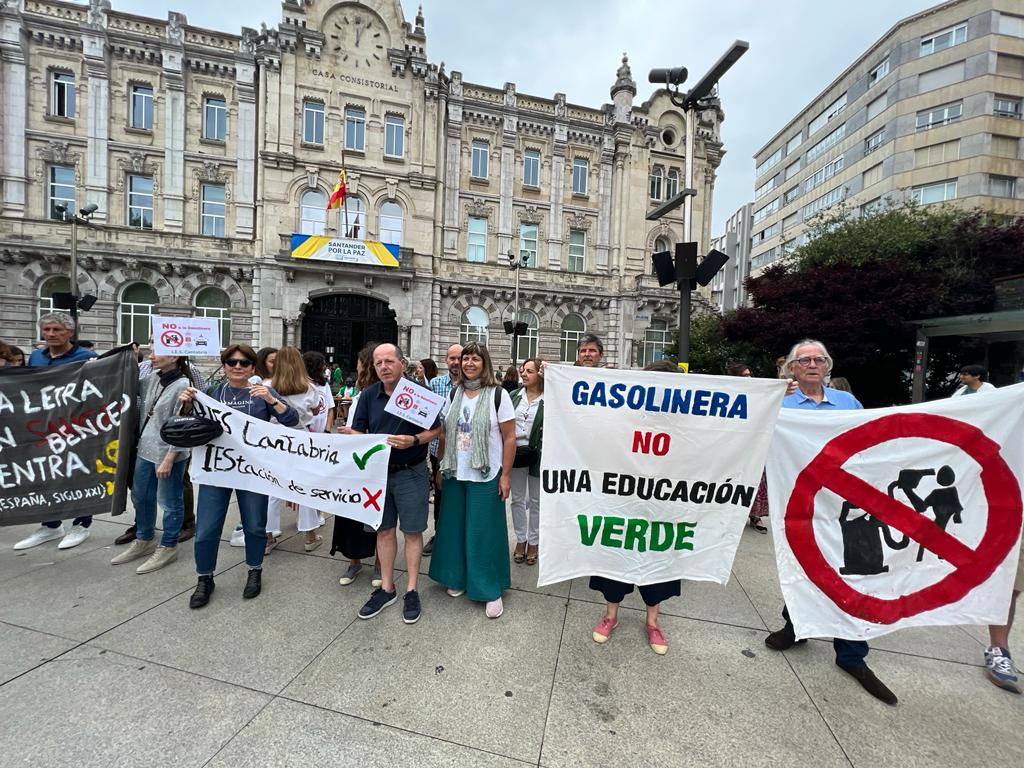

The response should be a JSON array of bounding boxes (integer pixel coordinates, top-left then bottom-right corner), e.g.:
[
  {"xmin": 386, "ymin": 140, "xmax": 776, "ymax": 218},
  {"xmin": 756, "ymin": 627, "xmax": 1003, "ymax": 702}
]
[
  {"xmin": 505, "ymin": 248, "xmax": 530, "ymax": 366},
  {"xmin": 646, "ymin": 41, "xmax": 749, "ymax": 371},
  {"xmin": 52, "ymin": 202, "xmax": 101, "ymax": 339}
]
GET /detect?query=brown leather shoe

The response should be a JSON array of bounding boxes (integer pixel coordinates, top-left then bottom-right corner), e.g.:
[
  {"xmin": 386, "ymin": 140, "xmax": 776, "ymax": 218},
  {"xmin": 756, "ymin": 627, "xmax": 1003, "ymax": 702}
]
[
  {"xmin": 837, "ymin": 662, "xmax": 898, "ymax": 706},
  {"xmin": 177, "ymin": 525, "xmax": 196, "ymax": 543},
  {"xmin": 114, "ymin": 525, "xmax": 137, "ymax": 546}
]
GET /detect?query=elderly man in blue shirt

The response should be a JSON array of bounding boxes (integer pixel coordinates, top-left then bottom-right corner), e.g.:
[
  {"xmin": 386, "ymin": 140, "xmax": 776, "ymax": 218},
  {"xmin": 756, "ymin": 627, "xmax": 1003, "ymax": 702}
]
[
  {"xmin": 764, "ymin": 339, "xmax": 898, "ymax": 707},
  {"xmin": 15, "ymin": 312, "xmax": 98, "ymax": 551}
]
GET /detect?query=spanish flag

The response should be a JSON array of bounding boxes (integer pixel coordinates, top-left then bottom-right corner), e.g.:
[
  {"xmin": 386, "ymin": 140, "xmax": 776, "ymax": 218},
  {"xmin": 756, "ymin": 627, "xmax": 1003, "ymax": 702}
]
[{"xmin": 326, "ymin": 169, "xmax": 347, "ymax": 210}]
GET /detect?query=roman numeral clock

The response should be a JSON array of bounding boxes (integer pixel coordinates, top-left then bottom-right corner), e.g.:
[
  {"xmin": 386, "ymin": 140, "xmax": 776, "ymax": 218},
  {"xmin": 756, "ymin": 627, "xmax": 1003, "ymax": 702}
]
[{"xmin": 329, "ymin": 11, "xmax": 387, "ymax": 69}]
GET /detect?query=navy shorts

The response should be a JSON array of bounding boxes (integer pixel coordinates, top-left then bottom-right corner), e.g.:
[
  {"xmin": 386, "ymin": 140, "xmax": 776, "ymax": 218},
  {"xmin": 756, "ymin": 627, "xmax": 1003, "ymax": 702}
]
[{"xmin": 378, "ymin": 460, "xmax": 429, "ymax": 534}]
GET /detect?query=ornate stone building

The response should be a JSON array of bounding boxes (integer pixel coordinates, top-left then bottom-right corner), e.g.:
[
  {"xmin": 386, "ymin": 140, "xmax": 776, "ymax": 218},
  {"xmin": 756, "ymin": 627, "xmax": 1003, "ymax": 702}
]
[{"xmin": 0, "ymin": 0, "xmax": 725, "ymax": 370}]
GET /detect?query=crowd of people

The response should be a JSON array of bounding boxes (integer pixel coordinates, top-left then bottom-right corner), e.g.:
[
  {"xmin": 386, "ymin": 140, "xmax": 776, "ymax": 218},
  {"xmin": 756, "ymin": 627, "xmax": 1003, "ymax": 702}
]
[{"xmin": 2, "ymin": 312, "xmax": 1021, "ymax": 707}]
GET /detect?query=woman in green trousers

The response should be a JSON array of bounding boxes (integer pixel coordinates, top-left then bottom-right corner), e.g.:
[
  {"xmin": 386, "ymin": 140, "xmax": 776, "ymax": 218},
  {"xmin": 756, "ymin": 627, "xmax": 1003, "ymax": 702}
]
[{"xmin": 429, "ymin": 342, "xmax": 516, "ymax": 618}]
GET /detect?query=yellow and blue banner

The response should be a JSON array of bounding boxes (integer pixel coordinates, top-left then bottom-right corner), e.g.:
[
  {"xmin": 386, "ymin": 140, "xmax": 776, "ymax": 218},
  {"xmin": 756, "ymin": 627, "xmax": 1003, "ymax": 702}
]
[{"xmin": 290, "ymin": 235, "xmax": 400, "ymax": 268}]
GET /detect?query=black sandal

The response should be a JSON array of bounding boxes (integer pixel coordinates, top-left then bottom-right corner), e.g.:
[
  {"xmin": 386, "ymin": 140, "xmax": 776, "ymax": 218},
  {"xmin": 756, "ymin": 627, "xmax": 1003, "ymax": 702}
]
[
  {"xmin": 749, "ymin": 517, "xmax": 768, "ymax": 534},
  {"xmin": 513, "ymin": 543, "xmax": 527, "ymax": 564},
  {"xmin": 525, "ymin": 546, "xmax": 538, "ymax": 565}
]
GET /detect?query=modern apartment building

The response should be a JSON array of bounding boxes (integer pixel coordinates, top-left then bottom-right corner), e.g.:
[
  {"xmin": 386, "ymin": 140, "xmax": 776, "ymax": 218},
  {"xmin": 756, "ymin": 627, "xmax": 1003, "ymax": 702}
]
[
  {"xmin": 748, "ymin": 0, "xmax": 1024, "ymax": 279},
  {"xmin": 708, "ymin": 202, "xmax": 752, "ymax": 312}
]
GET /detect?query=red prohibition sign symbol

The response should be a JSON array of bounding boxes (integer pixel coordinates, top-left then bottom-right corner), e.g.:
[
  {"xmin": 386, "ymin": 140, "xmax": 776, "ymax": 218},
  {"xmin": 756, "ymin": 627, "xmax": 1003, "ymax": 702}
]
[
  {"xmin": 160, "ymin": 330, "xmax": 183, "ymax": 347},
  {"xmin": 395, "ymin": 393, "xmax": 414, "ymax": 410},
  {"xmin": 786, "ymin": 412, "xmax": 1022, "ymax": 625}
]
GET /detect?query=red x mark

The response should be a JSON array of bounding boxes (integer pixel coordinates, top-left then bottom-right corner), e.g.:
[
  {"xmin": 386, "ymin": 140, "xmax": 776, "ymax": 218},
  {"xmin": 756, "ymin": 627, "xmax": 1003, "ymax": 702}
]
[{"xmin": 362, "ymin": 487, "xmax": 382, "ymax": 511}]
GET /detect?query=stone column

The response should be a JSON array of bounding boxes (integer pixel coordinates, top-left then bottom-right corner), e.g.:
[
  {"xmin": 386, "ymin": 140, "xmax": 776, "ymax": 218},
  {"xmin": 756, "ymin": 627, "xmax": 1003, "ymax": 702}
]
[
  {"xmin": 0, "ymin": 3, "xmax": 27, "ymax": 217},
  {"xmin": 442, "ymin": 72, "xmax": 463, "ymax": 257},
  {"xmin": 547, "ymin": 93, "xmax": 567, "ymax": 271},
  {"xmin": 497, "ymin": 82, "xmax": 517, "ymax": 257},
  {"xmin": 234, "ymin": 55, "xmax": 257, "ymax": 238},
  {"xmin": 81, "ymin": 4, "xmax": 109, "ymax": 221},
  {"xmin": 161, "ymin": 13, "xmax": 187, "ymax": 233}
]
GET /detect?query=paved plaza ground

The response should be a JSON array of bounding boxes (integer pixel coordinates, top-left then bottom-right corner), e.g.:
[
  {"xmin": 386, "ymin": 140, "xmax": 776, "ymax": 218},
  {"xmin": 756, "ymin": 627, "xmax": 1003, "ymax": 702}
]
[{"xmin": 0, "ymin": 502, "xmax": 1020, "ymax": 768}]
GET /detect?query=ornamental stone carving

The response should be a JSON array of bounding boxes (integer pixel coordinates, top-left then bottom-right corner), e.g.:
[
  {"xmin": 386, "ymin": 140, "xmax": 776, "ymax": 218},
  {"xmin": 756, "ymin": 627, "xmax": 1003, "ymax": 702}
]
[
  {"xmin": 464, "ymin": 199, "xmax": 492, "ymax": 219},
  {"xmin": 517, "ymin": 205, "xmax": 542, "ymax": 226},
  {"xmin": 566, "ymin": 212, "xmax": 591, "ymax": 231}
]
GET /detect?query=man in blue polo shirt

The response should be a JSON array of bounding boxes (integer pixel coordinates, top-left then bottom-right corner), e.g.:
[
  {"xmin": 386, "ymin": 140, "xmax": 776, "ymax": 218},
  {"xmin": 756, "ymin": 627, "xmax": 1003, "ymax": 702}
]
[
  {"xmin": 764, "ymin": 339, "xmax": 899, "ymax": 707},
  {"xmin": 342, "ymin": 343, "xmax": 443, "ymax": 624},
  {"xmin": 15, "ymin": 312, "xmax": 98, "ymax": 551}
]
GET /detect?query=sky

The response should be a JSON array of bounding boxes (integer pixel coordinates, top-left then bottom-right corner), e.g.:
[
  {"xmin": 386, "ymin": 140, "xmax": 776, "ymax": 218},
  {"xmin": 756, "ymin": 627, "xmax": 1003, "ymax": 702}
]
[{"xmin": 115, "ymin": 0, "xmax": 939, "ymax": 232}]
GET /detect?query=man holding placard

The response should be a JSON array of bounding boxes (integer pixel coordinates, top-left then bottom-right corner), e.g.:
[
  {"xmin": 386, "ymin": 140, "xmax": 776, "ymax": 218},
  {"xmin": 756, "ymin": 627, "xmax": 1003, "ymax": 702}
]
[{"xmin": 343, "ymin": 343, "xmax": 443, "ymax": 625}]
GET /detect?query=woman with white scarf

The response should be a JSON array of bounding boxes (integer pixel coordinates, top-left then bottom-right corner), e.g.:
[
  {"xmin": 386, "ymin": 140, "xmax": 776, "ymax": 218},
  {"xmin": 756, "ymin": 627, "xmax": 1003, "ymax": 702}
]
[{"xmin": 429, "ymin": 342, "xmax": 516, "ymax": 618}]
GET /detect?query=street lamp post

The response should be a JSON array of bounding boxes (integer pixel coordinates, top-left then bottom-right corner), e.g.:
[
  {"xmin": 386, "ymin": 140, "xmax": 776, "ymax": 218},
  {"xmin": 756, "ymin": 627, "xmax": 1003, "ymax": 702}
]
[
  {"xmin": 53, "ymin": 203, "xmax": 100, "ymax": 335},
  {"xmin": 648, "ymin": 41, "xmax": 749, "ymax": 368},
  {"xmin": 506, "ymin": 248, "xmax": 529, "ymax": 366}
]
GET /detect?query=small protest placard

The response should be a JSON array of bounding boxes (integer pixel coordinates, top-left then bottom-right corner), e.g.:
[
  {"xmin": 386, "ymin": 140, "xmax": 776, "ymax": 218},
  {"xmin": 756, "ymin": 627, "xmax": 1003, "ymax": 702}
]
[
  {"xmin": 152, "ymin": 316, "xmax": 221, "ymax": 356},
  {"xmin": 188, "ymin": 391, "xmax": 391, "ymax": 528},
  {"xmin": 383, "ymin": 378, "xmax": 444, "ymax": 430}
]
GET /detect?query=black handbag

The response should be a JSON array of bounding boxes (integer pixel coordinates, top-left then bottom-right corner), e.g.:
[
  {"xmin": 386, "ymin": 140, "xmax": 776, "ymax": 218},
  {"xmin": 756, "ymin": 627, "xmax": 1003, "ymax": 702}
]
[
  {"xmin": 160, "ymin": 414, "xmax": 224, "ymax": 448},
  {"xmin": 512, "ymin": 445, "xmax": 538, "ymax": 469}
]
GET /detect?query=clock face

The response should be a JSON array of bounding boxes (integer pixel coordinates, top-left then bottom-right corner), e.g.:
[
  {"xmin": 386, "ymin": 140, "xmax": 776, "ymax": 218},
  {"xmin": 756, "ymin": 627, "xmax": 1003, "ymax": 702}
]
[{"xmin": 329, "ymin": 11, "xmax": 387, "ymax": 69}]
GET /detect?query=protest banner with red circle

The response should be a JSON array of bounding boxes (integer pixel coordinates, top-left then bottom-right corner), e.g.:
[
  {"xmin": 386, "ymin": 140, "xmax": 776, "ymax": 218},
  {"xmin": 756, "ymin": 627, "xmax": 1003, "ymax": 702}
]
[
  {"xmin": 395, "ymin": 393, "xmax": 414, "ymax": 411},
  {"xmin": 160, "ymin": 330, "xmax": 183, "ymax": 348},
  {"xmin": 785, "ymin": 412, "xmax": 1022, "ymax": 625}
]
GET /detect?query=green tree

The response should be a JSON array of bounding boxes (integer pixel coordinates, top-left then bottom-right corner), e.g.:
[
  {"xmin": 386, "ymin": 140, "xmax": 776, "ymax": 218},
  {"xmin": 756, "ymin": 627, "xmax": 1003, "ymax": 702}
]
[{"xmin": 721, "ymin": 204, "xmax": 1024, "ymax": 406}]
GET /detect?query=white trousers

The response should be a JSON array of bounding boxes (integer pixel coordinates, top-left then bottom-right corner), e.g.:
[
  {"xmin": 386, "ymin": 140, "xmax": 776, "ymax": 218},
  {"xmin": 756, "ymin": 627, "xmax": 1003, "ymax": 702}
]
[
  {"xmin": 267, "ymin": 496, "xmax": 322, "ymax": 536},
  {"xmin": 510, "ymin": 467, "xmax": 541, "ymax": 546}
]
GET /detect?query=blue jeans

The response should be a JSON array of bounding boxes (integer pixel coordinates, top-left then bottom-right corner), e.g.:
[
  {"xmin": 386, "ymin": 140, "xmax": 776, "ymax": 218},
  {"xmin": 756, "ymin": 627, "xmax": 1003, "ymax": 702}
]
[
  {"xmin": 132, "ymin": 457, "xmax": 186, "ymax": 547},
  {"xmin": 782, "ymin": 605, "xmax": 868, "ymax": 667},
  {"xmin": 193, "ymin": 485, "xmax": 268, "ymax": 575},
  {"xmin": 44, "ymin": 516, "xmax": 92, "ymax": 528}
]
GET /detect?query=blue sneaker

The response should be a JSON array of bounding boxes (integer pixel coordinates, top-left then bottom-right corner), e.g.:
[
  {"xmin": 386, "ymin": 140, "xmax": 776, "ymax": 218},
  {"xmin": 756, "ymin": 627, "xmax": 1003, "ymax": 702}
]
[
  {"xmin": 358, "ymin": 587, "xmax": 397, "ymax": 620},
  {"xmin": 403, "ymin": 590, "xmax": 422, "ymax": 624},
  {"xmin": 984, "ymin": 646, "xmax": 1021, "ymax": 694}
]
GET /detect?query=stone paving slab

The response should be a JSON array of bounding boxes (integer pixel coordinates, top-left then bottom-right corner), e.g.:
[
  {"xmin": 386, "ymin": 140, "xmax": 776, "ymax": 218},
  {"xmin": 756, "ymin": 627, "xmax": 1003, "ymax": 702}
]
[
  {"xmin": 0, "ymin": 644, "xmax": 270, "ymax": 768},
  {"xmin": 206, "ymin": 697, "xmax": 533, "ymax": 768},
  {"xmin": 282, "ymin": 576, "xmax": 568, "ymax": 763},
  {"xmin": 0, "ymin": 622, "xmax": 79, "ymax": 685}
]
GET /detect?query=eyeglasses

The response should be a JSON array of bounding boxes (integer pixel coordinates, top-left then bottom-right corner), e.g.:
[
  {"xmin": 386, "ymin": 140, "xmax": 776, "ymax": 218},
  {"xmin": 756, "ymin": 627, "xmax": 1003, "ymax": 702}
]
[
  {"xmin": 795, "ymin": 356, "xmax": 829, "ymax": 367},
  {"xmin": 224, "ymin": 359, "xmax": 254, "ymax": 368}
]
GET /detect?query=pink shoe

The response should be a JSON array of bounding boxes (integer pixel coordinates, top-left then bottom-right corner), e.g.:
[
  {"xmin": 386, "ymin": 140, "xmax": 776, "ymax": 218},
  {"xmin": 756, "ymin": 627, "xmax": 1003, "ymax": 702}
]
[
  {"xmin": 646, "ymin": 624, "xmax": 668, "ymax": 655},
  {"xmin": 485, "ymin": 597, "xmax": 503, "ymax": 618},
  {"xmin": 592, "ymin": 616, "xmax": 618, "ymax": 644}
]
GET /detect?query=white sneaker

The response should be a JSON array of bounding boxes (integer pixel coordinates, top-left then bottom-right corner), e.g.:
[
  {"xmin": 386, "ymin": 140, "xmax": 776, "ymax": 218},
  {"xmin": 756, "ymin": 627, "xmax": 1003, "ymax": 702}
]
[
  {"xmin": 229, "ymin": 526, "xmax": 245, "ymax": 547},
  {"xmin": 57, "ymin": 524, "xmax": 91, "ymax": 550},
  {"xmin": 136, "ymin": 545, "xmax": 178, "ymax": 574},
  {"xmin": 13, "ymin": 524, "xmax": 65, "ymax": 551},
  {"xmin": 485, "ymin": 597, "xmax": 504, "ymax": 619}
]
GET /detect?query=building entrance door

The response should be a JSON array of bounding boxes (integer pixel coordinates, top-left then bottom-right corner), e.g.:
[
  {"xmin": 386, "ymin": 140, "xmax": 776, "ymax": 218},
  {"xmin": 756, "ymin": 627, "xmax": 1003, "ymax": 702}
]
[{"xmin": 301, "ymin": 294, "xmax": 397, "ymax": 375}]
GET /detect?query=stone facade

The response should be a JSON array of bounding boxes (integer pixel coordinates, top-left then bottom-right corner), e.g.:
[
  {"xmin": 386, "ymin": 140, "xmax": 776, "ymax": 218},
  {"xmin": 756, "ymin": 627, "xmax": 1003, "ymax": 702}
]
[{"xmin": 0, "ymin": 0, "xmax": 725, "ymax": 369}]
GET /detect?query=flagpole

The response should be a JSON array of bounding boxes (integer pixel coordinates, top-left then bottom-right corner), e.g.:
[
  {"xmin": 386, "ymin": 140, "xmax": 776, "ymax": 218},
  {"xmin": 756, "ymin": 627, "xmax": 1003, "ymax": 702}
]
[{"xmin": 341, "ymin": 146, "xmax": 350, "ymax": 238}]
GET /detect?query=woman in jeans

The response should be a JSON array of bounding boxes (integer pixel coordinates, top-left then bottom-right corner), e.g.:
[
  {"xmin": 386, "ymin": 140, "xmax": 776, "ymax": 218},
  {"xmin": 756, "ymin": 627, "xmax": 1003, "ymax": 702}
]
[
  {"xmin": 265, "ymin": 345, "xmax": 321, "ymax": 553},
  {"xmin": 110, "ymin": 352, "xmax": 192, "ymax": 573},
  {"xmin": 509, "ymin": 358, "xmax": 544, "ymax": 566},
  {"xmin": 429, "ymin": 342, "xmax": 516, "ymax": 618},
  {"xmin": 180, "ymin": 344, "xmax": 299, "ymax": 609}
]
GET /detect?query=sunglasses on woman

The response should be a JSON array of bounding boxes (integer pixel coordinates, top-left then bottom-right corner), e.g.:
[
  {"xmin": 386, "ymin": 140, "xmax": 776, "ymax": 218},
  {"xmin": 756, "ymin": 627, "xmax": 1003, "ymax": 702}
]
[{"xmin": 224, "ymin": 358, "xmax": 254, "ymax": 368}]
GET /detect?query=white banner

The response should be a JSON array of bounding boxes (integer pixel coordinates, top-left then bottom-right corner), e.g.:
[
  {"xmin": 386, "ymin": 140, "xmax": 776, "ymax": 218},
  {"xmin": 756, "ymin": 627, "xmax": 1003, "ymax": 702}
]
[
  {"xmin": 767, "ymin": 384, "xmax": 1024, "ymax": 641},
  {"xmin": 384, "ymin": 378, "xmax": 445, "ymax": 430},
  {"xmin": 538, "ymin": 366, "xmax": 786, "ymax": 586},
  {"xmin": 188, "ymin": 391, "xmax": 391, "ymax": 527},
  {"xmin": 152, "ymin": 316, "xmax": 221, "ymax": 357}
]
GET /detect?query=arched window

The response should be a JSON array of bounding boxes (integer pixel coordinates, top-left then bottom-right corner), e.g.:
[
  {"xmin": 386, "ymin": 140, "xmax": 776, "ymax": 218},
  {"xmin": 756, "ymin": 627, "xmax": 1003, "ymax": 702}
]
[
  {"xmin": 379, "ymin": 201, "xmax": 403, "ymax": 245},
  {"xmin": 459, "ymin": 306, "xmax": 489, "ymax": 346},
  {"xmin": 560, "ymin": 313, "xmax": 586, "ymax": 362},
  {"xmin": 38, "ymin": 275, "xmax": 71, "ymax": 325},
  {"xmin": 194, "ymin": 286, "xmax": 232, "ymax": 343},
  {"xmin": 119, "ymin": 282, "xmax": 159, "ymax": 345},
  {"xmin": 300, "ymin": 189, "xmax": 327, "ymax": 235},
  {"xmin": 665, "ymin": 169, "xmax": 679, "ymax": 199},
  {"xmin": 649, "ymin": 166, "xmax": 663, "ymax": 201},
  {"xmin": 641, "ymin": 319, "xmax": 671, "ymax": 367},
  {"xmin": 340, "ymin": 196, "xmax": 366, "ymax": 239},
  {"xmin": 512, "ymin": 309, "xmax": 538, "ymax": 362}
]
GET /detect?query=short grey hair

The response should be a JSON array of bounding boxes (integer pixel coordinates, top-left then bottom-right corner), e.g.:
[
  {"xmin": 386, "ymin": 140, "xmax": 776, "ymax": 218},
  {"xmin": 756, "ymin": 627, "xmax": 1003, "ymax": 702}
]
[
  {"xmin": 784, "ymin": 339, "xmax": 834, "ymax": 375},
  {"xmin": 38, "ymin": 312, "xmax": 76, "ymax": 331},
  {"xmin": 578, "ymin": 333, "xmax": 604, "ymax": 355}
]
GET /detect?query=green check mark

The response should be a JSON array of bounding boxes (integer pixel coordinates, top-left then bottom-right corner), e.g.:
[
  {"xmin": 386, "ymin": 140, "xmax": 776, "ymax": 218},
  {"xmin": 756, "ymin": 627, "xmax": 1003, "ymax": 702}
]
[{"xmin": 352, "ymin": 444, "xmax": 386, "ymax": 470}]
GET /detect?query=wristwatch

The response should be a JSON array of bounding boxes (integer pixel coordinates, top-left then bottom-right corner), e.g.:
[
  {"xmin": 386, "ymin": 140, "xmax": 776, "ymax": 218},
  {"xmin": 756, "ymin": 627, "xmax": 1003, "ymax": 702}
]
[{"xmin": 412, "ymin": 434, "xmax": 420, "ymax": 446}]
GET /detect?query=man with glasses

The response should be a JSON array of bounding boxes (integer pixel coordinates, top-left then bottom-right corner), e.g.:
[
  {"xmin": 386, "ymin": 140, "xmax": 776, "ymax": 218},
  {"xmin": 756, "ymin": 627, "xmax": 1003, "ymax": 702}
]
[{"xmin": 764, "ymin": 340, "xmax": 899, "ymax": 706}]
